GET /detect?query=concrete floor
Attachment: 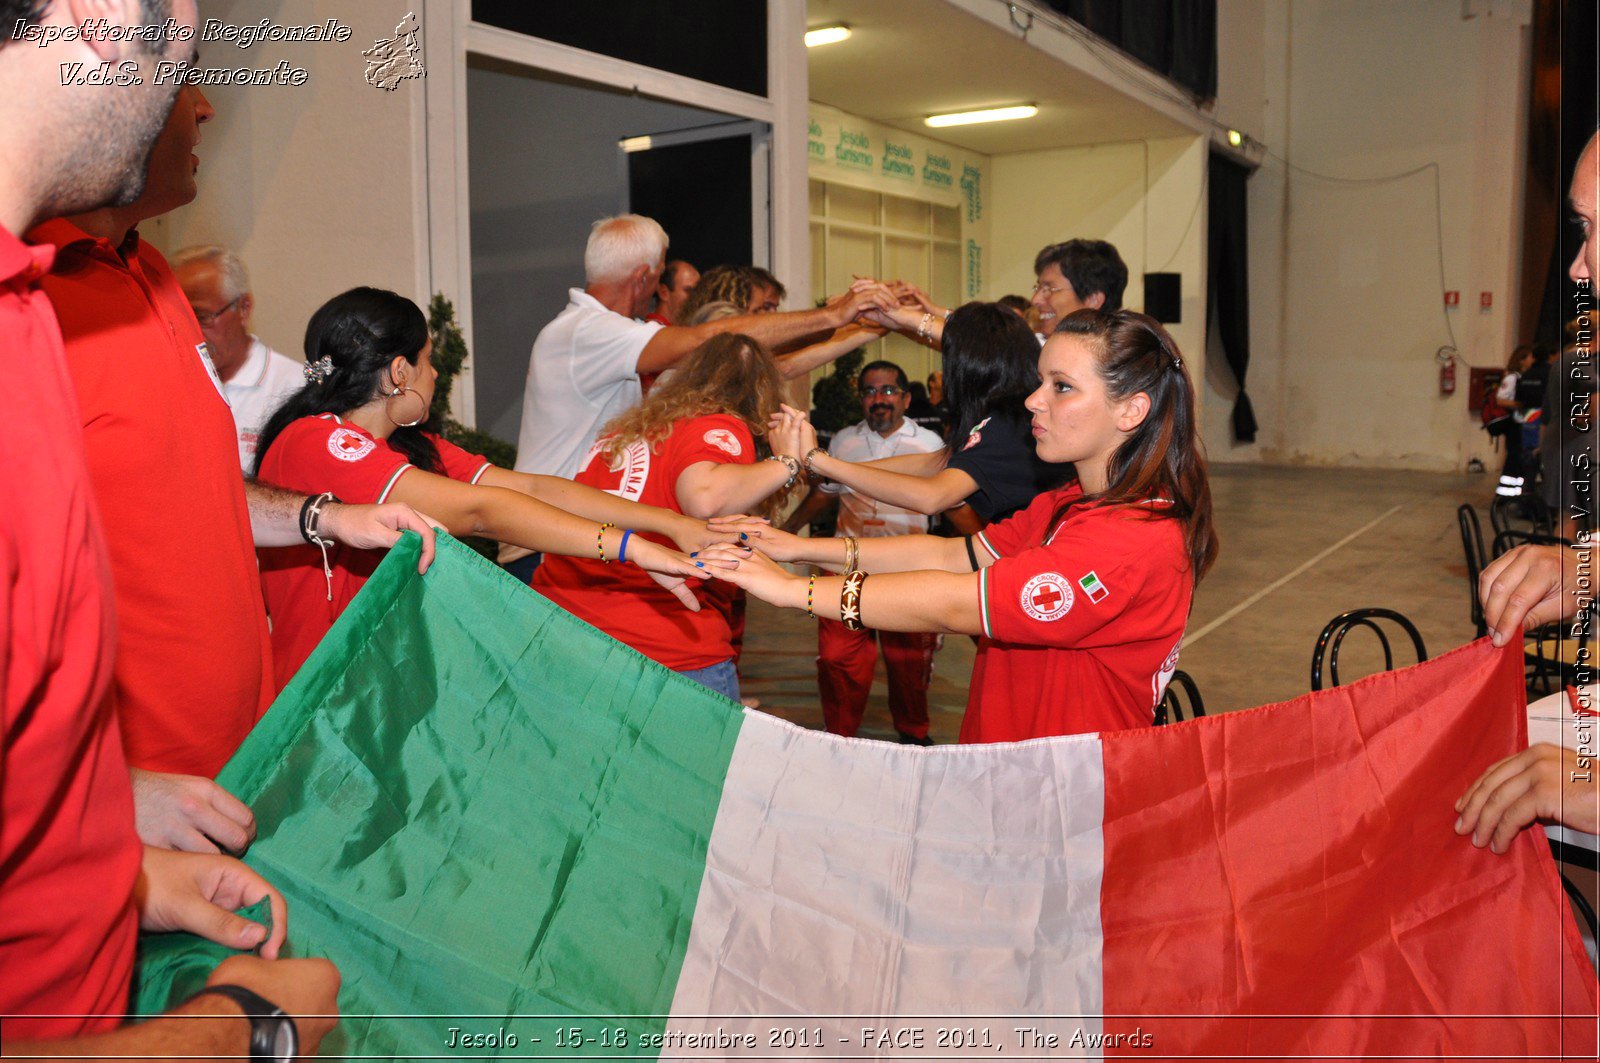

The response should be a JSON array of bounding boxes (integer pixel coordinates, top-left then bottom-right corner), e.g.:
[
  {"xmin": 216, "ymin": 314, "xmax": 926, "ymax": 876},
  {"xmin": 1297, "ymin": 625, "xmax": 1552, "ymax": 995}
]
[{"xmin": 740, "ymin": 464, "xmax": 1489, "ymax": 740}]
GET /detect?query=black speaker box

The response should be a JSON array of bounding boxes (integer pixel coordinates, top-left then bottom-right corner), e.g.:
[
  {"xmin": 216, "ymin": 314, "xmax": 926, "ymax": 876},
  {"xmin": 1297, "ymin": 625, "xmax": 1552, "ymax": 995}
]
[{"xmin": 1143, "ymin": 272, "xmax": 1182, "ymax": 323}]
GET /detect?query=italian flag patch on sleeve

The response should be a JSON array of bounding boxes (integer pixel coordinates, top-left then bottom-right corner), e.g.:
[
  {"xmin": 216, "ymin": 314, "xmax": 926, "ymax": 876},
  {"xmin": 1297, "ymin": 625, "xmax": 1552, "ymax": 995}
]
[{"xmin": 1079, "ymin": 570, "xmax": 1109, "ymax": 603}]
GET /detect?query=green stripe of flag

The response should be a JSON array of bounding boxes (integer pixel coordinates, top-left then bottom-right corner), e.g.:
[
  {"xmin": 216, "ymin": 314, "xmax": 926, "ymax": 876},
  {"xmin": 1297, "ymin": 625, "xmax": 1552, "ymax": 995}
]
[{"xmin": 136, "ymin": 534, "xmax": 744, "ymax": 1059}]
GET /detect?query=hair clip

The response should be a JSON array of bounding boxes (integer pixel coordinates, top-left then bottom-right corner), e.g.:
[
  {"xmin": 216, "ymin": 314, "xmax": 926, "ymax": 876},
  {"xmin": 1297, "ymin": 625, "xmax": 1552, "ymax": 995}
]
[
  {"xmin": 303, "ymin": 356, "xmax": 334, "ymax": 384},
  {"xmin": 1170, "ymin": 354, "xmax": 1183, "ymax": 370}
]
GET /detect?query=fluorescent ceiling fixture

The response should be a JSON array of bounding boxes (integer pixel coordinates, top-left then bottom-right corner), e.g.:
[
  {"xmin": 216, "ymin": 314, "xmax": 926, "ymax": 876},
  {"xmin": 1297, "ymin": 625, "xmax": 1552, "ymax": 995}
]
[
  {"xmin": 1226, "ymin": 129, "xmax": 1243, "ymax": 147},
  {"xmin": 925, "ymin": 104, "xmax": 1038, "ymax": 128},
  {"xmin": 805, "ymin": 25, "xmax": 852, "ymax": 47},
  {"xmin": 620, "ymin": 135, "xmax": 652, "ymax": 153}
]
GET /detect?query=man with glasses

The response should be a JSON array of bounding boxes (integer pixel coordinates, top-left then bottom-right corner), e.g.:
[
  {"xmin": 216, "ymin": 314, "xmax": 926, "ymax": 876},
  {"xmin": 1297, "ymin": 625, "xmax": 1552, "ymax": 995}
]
[
  {"xmin": 174, "ymin": 244, "xmax": 303, "ymax": 472},
  {"xmin": 1029, "ymin": 238, "xmax": 1128, "ymax": 332},
  {"xmin": 786, "ymin": 361, "xmax": 946, "ymax": 744}
]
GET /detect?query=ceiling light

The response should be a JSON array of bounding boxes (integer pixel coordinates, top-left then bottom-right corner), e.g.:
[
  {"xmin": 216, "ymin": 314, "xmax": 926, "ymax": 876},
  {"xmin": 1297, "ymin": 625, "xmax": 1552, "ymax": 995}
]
[
  {"xmin": 1227, "ymin": 129, "xmax": 1243, "ymax": 147},
  {"xmin": 620, "ymin": 136, "xmax": 652, "ymax": 153},
  {"xmin": 805, "ymin": 25, "xmax": 851, "ymax": 47},
  {"xmin": 925, "ymin": 105, "xmax": 1038, "ymax": 128}
]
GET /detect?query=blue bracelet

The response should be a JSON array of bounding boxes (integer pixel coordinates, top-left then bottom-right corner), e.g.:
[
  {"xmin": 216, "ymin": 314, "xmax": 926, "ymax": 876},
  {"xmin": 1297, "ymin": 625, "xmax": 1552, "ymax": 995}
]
[{"xmin": 618, "ymin": 529, "xmax": 633, "ymax": 564}]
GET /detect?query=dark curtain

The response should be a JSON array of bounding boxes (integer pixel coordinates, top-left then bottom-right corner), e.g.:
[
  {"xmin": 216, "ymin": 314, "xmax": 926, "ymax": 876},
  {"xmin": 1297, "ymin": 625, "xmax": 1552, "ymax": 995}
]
[
  {"xmin": 1044, "ymin": 0, "xmax": 1217, "ymax": 102},
  {"xmin": 1532, "ymin": 0, "xmax": 1597, "ymax": 350},
  {"xmin": 1208, "ymin": 152, "xmax": 1257, "ymax": 443}
]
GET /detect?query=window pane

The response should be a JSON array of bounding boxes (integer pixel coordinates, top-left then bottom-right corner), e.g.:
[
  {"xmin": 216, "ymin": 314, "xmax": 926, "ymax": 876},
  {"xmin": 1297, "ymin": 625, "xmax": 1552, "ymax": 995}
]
[
  {"xmin": 883, "ymin": 193, "xmax": 928, "ymax": 235},
  {"xmin": 931, "ymin": 203, "xmax": 961, "ymax": 240},
  {"xmin": 828, "ymin": 184, "xmax": 879, "ymax": 226},
  {"xmin": 825, "ymin": 227, "xmax": 878, "ymax": 298}
]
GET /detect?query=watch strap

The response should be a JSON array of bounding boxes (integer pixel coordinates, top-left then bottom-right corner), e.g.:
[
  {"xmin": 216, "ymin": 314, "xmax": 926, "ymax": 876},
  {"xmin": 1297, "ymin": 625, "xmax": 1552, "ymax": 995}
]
[{"xmin": 183, "ymin": 983, "xmax": 297, "ymax": 1063}]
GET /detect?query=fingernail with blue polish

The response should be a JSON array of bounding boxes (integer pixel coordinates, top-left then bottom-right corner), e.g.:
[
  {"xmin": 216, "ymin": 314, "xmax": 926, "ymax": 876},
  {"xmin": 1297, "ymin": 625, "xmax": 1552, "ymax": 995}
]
[
  {"xmin": 690, "ymin": 551, "xmax": 699, "ymax": 557},
  {"xmin": 740, "ymin": 533, "xmax": 749, "ymax": 541},
  {"xmin": 695, "ymin": 561, "xmax": 704, "ymax": 568}
]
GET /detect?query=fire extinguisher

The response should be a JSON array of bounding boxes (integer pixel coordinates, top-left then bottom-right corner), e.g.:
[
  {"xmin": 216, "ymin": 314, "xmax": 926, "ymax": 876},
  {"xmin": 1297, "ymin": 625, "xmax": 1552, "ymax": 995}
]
[{"xmin": 1437, "ymin": 346, "xmax": 1457, "ymax": 396}]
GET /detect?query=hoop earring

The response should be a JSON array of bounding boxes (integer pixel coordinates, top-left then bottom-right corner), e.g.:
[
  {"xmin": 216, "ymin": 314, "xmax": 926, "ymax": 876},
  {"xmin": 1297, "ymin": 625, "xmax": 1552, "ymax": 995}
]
[{"xmin": 385, "ymin": 383, "xmax": 427, "ymax": 428}]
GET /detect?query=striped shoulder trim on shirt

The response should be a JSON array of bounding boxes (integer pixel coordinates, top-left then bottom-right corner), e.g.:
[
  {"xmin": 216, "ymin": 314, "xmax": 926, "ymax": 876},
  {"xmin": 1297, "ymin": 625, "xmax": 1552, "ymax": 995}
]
[
  {"xmin": 377, "ymin": 464, "xmax": 411, "ymax": 503},
  {"xmin": 469, "ymin": 462, "xmax": 492, "ymax": 486},
  {"xmin": 978, "ymin": 567, "xmax": 994, "ymax": 639},
  {"xmin": 975, "ymin": 530, "xmax": 1002, "ymax": 561}
]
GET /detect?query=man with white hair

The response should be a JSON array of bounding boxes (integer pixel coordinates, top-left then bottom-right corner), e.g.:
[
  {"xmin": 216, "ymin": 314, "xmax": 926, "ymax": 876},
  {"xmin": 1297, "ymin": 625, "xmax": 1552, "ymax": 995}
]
[
  {"xmin": 173, "ymin": 244, "xmax": 303, "ymax": 472},
  {"xmin": 507, "ymin": 213, "xmax": 891, "ymax": 581}
]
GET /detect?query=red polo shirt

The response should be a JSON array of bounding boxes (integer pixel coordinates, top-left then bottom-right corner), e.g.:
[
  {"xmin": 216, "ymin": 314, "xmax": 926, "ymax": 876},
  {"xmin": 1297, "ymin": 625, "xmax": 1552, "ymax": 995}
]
[
  {"xmin": 0, "ymin": 225, "xmax": 141, "ymax": 1036},
  {"xmin": 964, "ymin": 486, "xmax": 1193, "ymax": 741},
  {"xmin": 532, "ymin": 414, "xmax": 752, "ymax": 671},
  {"xmin": 256, "ymin": 415, "xmax": 491, "ymax": 689},
  {"xmin": 31, "ymin": 219, "xmax": 273, "ymax": 777}
]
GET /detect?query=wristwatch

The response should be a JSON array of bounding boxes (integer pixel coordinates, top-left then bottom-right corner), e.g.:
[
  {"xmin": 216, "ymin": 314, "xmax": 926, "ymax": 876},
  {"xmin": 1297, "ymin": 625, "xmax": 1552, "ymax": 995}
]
[{"xmin": 186, "ymin": 983, "xmax": 299, "ymax": 1063}]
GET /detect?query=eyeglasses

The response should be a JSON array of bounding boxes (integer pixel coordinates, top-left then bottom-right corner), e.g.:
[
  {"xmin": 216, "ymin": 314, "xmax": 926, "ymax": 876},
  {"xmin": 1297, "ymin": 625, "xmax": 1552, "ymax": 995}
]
[
  {"xmin": 859, "ymin": 385, "xmax": 904, "ymax": 398},
  {"xmin": 1032, "ymin": 281, "xmax": 1067, "ymax": 296},
  {"xmin": 192, "ymin": 296, "xmax": 242, "ymax": 326}
]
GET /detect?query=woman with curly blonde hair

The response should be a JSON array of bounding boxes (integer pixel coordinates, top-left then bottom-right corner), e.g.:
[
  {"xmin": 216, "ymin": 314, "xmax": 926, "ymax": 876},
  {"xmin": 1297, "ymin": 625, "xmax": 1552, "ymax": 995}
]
[{"xmin": 532, "ymin": 332, "xmax": 805, "ymax": 699}]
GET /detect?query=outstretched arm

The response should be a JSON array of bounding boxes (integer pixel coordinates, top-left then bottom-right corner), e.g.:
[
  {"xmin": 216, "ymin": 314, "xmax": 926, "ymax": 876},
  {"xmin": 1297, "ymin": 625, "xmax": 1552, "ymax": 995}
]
[{"xmin": 703, "ymin": 546, "xmax": 982, "ymax": 635}]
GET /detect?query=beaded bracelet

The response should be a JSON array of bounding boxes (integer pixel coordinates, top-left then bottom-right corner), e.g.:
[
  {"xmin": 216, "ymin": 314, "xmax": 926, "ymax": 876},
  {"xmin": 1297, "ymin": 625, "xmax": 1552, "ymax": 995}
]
[
  {"xmin": 597, "ymin": 522, "xmax": 616, "ymax": 563},
  {"xmin": 915, "ymin": 311, "xmax": 935, "ymax": 341},
  {"xmin": 806, "ymin": 573, "xmax": 816, "ymax": 619},
  {"xmin": 840, "ymin": 570, "xmax": 868, "ymax": 631},
  {"xmin": 767, "ymin": 453, "xmax": 801, "ymax": 488},
  {"xmin": 618, "ymin": 529, "xmax": 633, "ymax": 564},
  {"xmin": 803, "ymin": 447, "xmax": 828, "ymax": 477}
]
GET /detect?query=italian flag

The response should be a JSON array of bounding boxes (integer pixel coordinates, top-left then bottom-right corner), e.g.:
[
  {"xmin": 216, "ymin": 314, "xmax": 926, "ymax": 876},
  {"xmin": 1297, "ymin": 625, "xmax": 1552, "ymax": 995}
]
[{"xmin": 134, "ymin": 535, "xmax": 1597, "ymax": 1059}]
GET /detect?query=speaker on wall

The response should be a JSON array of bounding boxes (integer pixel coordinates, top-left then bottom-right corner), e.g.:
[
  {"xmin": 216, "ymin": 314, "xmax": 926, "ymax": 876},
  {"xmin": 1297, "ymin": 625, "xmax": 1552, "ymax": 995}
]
[{"xmin": 1143, "ymin": 272, "xmax": 1182, "ymax": 323}]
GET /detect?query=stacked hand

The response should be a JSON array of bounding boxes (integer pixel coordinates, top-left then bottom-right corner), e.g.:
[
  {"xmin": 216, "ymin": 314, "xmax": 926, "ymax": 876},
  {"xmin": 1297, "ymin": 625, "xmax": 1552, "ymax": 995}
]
[
  {"xmin": 626, "ymin": 536, "xmax": 743, "ymax": 612},
  {"xmin": 700, "ymin": 539, "xmax": 804, "ymax": 606},
  {"xmin": 769, "ymin": 404, "xmax": 818, "ymax": 463},
  {"xmin": 825, "ymin": 282, "xmax": 898, "ymax": 329}
]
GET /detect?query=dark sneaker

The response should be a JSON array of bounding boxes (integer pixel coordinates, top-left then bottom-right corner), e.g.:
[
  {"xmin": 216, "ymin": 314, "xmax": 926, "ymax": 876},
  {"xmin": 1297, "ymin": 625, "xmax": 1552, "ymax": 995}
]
[{"xmin": 896, "ymin": 731, "xmax": 934, "ymax": 746}]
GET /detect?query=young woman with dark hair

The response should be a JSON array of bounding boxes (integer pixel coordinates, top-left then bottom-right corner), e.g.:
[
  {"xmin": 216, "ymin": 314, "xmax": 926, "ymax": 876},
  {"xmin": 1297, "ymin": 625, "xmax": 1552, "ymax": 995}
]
[
  {"xmin": 253, "ymin": 287, "xmax": 743, "ymax": 690},
  {"xmin": 532, "ymin": 332, "xmax": 807, "ymax": 701},
  {"xmin": 705, "ymin": 308, "xmax": 1218, "ymax": 741},
  {"xmin": 800, "ymin": 302, "xmax": 1064, "ymax": 527}
]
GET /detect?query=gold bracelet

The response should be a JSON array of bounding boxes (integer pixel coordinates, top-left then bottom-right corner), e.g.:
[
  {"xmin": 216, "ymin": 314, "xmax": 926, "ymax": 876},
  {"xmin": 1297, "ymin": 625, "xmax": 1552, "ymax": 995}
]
[
  {"xmin": 840, "ymin": 570, "xmax": 867, "ymax": 631},
  {"xmin": 843, "ymin": 535, "xmax": 859, "ymax": 574},
  {"xmin": 806, "ymin": 573, "xmax": 816, "ymax": 619},
  {"xmin": 597, "ymin": 521, "xmax": 615, "ymax": 563}
]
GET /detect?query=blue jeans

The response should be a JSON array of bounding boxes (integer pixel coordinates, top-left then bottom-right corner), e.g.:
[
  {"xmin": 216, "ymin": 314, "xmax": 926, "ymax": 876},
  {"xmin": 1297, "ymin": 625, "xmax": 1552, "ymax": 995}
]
[{"xmin": 678, "ymin": 659, "xmax": 741, "ymax": 701}]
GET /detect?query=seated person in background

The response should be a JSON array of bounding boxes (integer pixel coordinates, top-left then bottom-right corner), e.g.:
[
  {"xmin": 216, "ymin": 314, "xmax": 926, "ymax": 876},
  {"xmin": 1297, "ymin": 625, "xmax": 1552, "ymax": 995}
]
[
  {"xmin": 173, "ymin": 243, "xmax": 304, "ymax": 473},
  {"xmin": 784, "ymin": 360, "xmax": 946, "ymax": 744},
  {"xmin": 533, "ymin": 334, "xmax": 804, "ymax": 702},
  {"xmin": 802, "ymin": 302, "xmax": 1064, "ymax": 528},
  {"xmin": 255, "ymin": 288, "xmax": 742, "ymax": 690},
  {"xmin": 709, "ymin": 310, "xmax": 1217, "ymax": 742},
  {"xmin": 1456, "ymin": 541, "xmax": 1598, "ymax": 850}
]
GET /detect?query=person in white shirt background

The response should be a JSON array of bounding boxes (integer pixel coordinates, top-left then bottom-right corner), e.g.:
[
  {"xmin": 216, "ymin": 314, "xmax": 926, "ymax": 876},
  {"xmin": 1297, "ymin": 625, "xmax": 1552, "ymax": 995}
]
[
  {"xmin": 173, "ymin": 244, "xmax": 304, "ymax": 473},
  {"xmin": 785, "ymin": 360, "xmax": 947, "ymax": 744}
]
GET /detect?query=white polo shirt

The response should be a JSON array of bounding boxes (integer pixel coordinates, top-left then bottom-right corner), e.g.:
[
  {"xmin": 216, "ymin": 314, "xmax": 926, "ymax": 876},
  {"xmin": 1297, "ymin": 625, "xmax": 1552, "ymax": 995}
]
[
  {"xmin": 821, "ymin": 417, "xmax": 946, "ymax": 538},
  {"xmin": 224, "ymin": 336, "xmax": 303, "ymax": 474},
  {"xmin": 513, "ymin": 288, "xmax": 664, "ymax": 479}
]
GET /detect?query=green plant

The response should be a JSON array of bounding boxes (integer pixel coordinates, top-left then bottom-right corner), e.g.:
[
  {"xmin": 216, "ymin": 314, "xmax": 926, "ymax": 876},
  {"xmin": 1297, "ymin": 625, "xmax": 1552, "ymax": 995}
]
[
  {"xmin": 427, "ymin": 293, "xmax": 517, "ymax": 471},
  {"xmin": 426, "ymin": 294, "xmax": 516, "ymax": 559}
]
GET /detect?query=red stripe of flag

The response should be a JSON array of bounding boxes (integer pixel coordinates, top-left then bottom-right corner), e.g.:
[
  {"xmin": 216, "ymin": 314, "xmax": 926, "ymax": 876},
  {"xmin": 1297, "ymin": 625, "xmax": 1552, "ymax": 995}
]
[{"xmin": 1098, "ymin": 640, "xmax": 1597, "ymax": 1059}]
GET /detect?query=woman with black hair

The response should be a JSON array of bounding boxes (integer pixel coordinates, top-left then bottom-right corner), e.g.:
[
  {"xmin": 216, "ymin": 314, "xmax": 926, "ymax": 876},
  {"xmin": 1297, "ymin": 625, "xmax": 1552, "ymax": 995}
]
[
  {"xmin": 707, "ymin": 309, "xmax": 1218, "ymax": 742},
  {"xmin": 253, "ymin": 287, "xmax": 742, "ymax": 690},
  {"xmin": 798, "ymin": 302, "xmax": 1063, "ymax": 527}
]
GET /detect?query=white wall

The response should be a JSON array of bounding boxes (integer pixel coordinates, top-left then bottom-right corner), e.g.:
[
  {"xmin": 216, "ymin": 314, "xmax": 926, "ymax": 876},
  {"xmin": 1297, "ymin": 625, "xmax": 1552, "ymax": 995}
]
[
  {"xmin": 1209, "ymin": 0, "xmax": 1531, "ymax": 470},
  {"xmin": 151, "ymin": 0, "xmax": 428, "ymax": 363},
  {"xmin": 988, "ymin": 135, "xmax": 1210, "ymax": 394}
]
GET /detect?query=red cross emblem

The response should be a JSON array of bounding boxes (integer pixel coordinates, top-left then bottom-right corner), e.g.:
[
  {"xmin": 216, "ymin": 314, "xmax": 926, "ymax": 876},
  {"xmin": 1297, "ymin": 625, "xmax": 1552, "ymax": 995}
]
[{"xmin": 1020, "ymin": 572, "xmax": 1073, "ymax": 621}]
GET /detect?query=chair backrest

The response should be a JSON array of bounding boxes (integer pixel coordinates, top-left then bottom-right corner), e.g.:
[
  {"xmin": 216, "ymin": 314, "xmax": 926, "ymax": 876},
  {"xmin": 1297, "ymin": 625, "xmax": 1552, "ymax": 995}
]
[
  {"xmin": 1154, "ymin": 669, "xmax": 1206, "ymax": 726},
  {"xmin": 1457, "ymin": 504, "xmax": 1487, "ymax": 638},
  {"xmin": 1310, "ymin": 609, "xmax": 1428, "ymax": 691},
  {"xmin": 1491, "ymin": 526, "xmax": 1570, "ymax": 559}
]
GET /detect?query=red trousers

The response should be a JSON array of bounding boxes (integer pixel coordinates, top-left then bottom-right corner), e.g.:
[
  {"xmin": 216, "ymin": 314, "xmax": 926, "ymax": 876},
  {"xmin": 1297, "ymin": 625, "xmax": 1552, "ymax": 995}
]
[{"xmin": 816, "ymin": 617, "xmax": 938, "ymax": 738}]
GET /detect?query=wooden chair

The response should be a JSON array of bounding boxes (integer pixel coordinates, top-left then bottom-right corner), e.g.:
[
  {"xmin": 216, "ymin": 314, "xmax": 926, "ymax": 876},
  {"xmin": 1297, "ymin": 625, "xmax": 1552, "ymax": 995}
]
[
  {"xmin": 1310, "ymin": 609, "xmax": 1428, "ymax": 691},
  {"xmin": 1154, "ymin": 669, "xmax": 1205, "ymax": 725}
]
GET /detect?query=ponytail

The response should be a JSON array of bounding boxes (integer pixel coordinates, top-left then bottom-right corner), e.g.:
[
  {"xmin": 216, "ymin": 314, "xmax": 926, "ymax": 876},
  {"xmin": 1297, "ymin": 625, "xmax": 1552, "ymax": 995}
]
[{"xmin": 253, "ymin": 287, "xmax": 439, "ymax": 479}]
